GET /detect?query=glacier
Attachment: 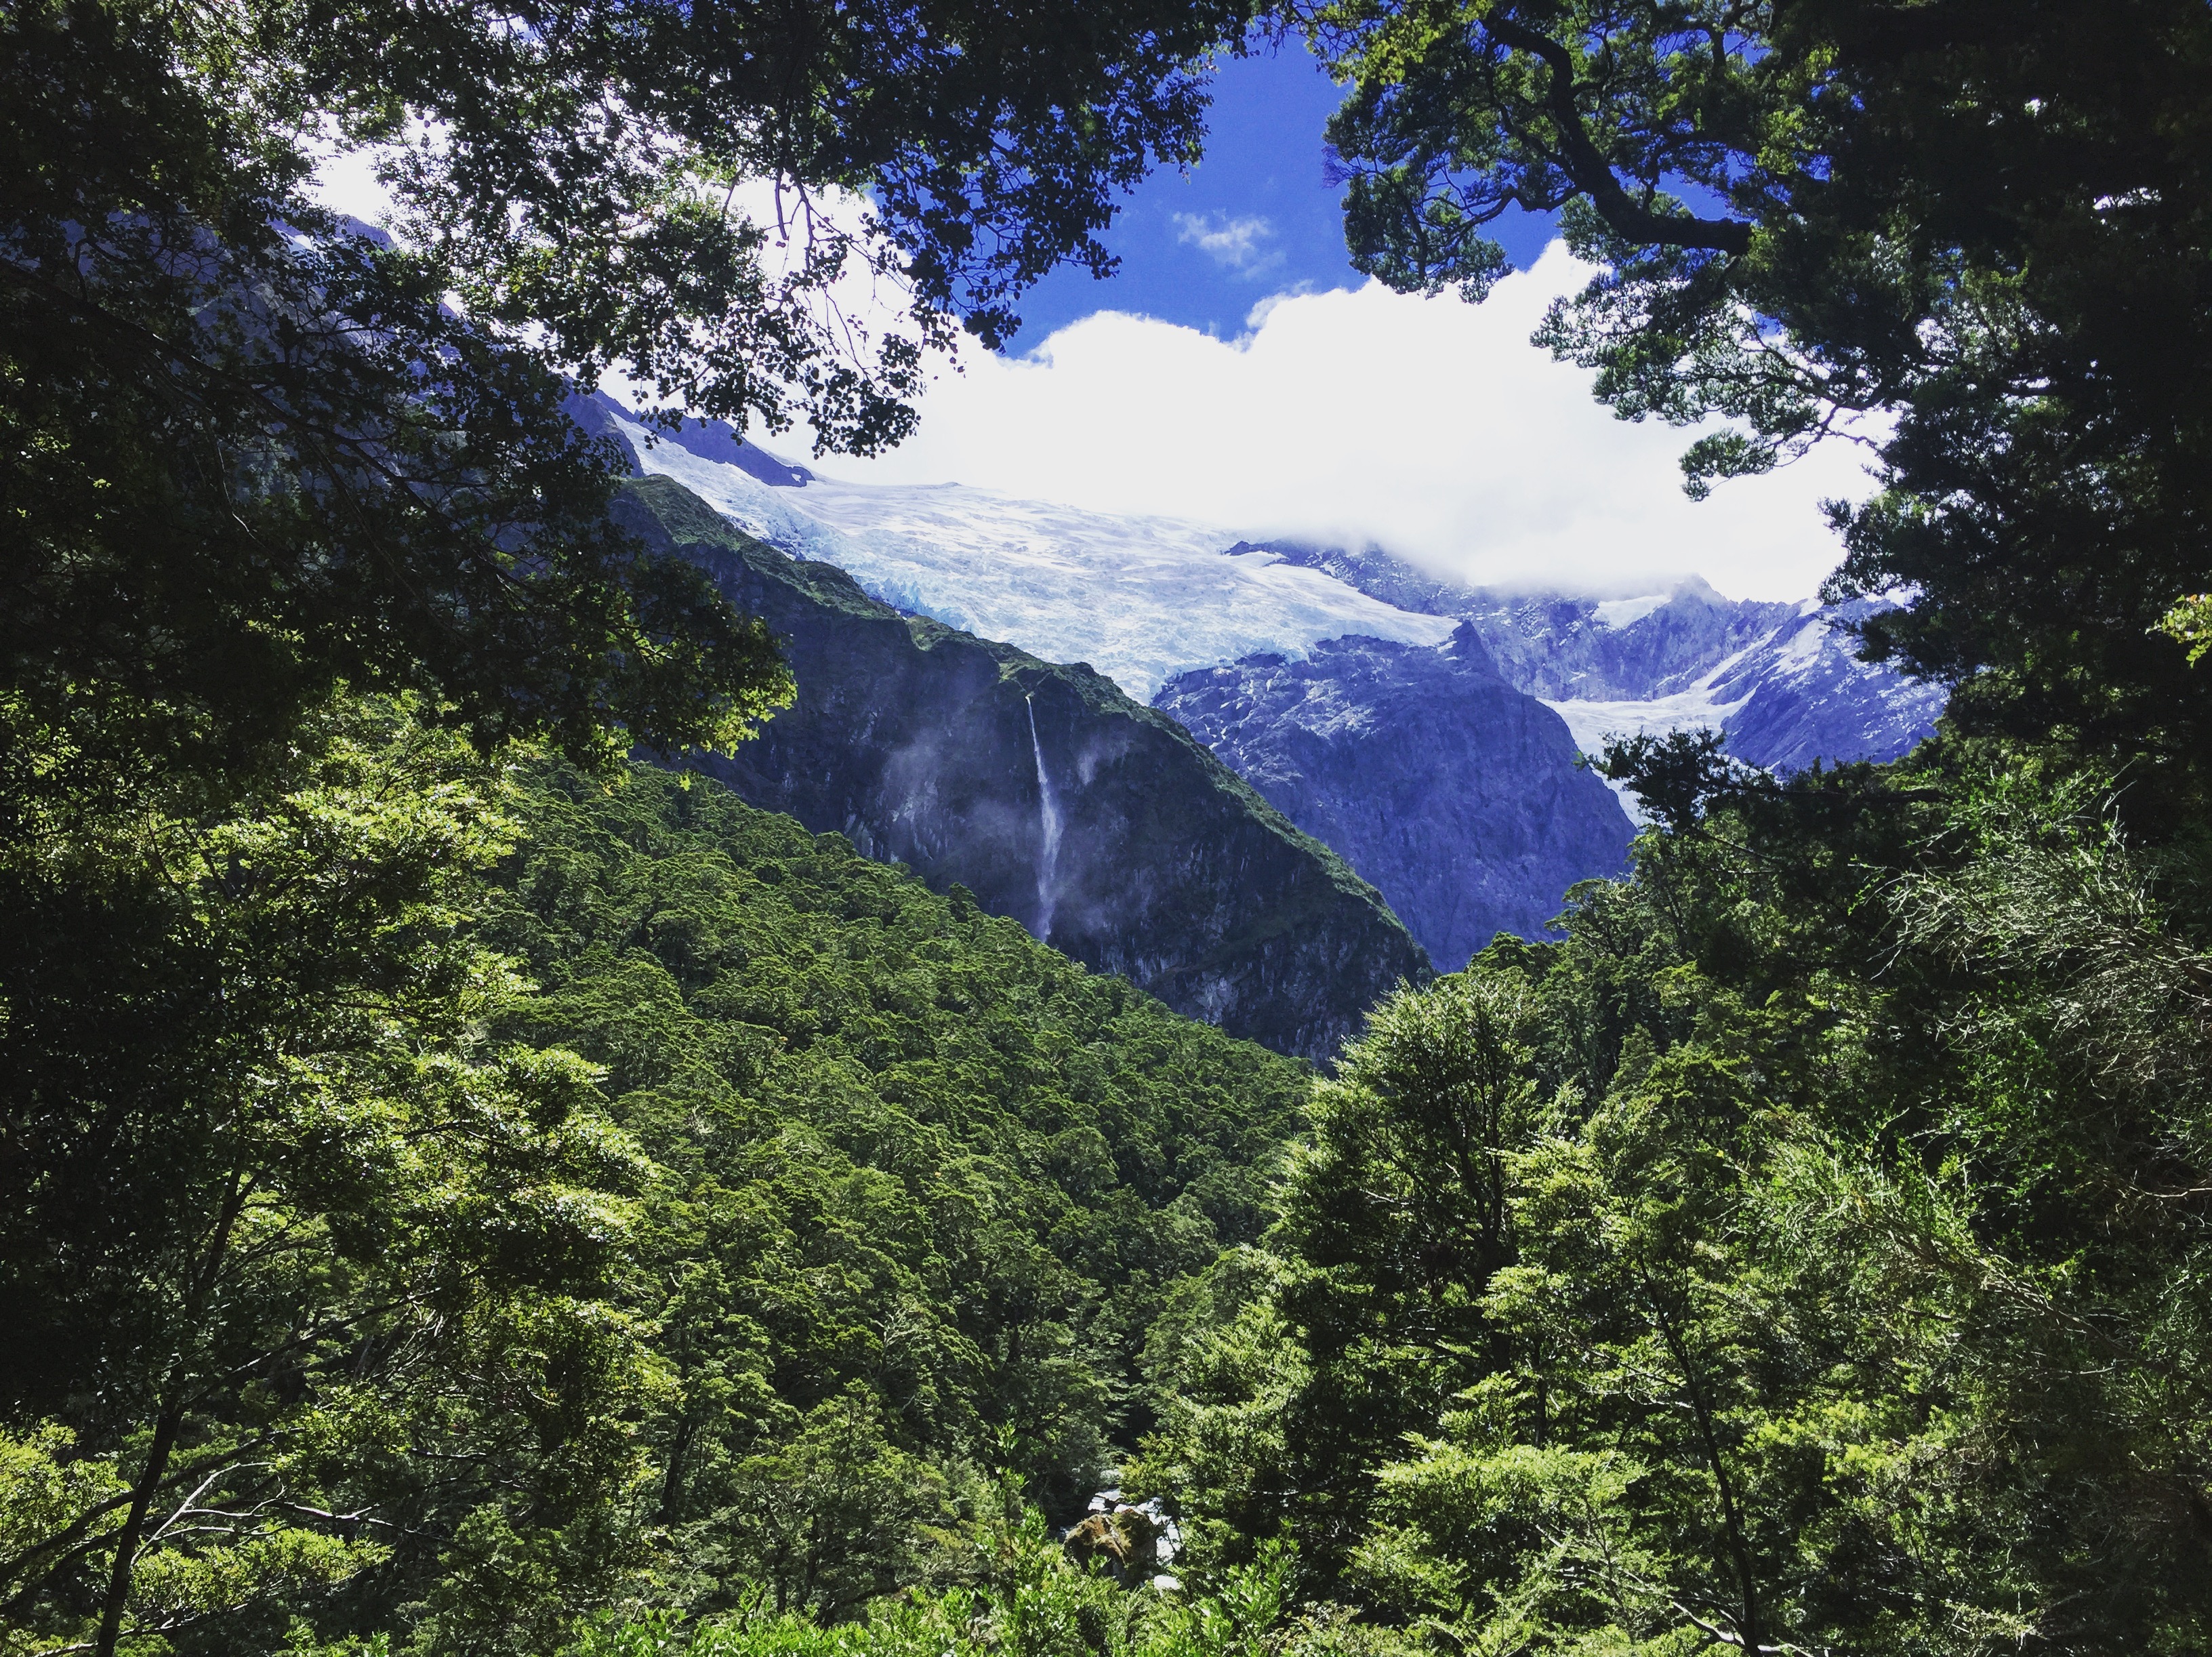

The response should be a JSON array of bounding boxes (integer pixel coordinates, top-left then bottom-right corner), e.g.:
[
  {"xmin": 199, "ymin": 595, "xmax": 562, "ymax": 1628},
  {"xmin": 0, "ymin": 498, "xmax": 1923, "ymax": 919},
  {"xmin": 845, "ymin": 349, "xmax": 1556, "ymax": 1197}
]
[
  {"xmin": 1541, "ymin": 673, "xmax": 1755, "ymax": 824},
  {"xmin": 612, "ymin": 415, "xmax": 1457, "ymax": 701},
  {"xmin": 592, "ymin": 399, "xmax": 1942, "ymax": 830},
  {"xmin": 1590, "ymin": 594, "xmax": 1673, "ymax": 630},
  {"xmin": 1542, "ymin": 600, "xmax": 1948, "ymax": 821}
]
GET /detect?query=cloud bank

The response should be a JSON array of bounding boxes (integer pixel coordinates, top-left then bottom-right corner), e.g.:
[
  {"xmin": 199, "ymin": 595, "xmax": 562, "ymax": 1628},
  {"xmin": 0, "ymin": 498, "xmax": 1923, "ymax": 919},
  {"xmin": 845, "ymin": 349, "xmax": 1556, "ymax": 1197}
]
[
  {"xmin": 312, "ymin": 133, "xmax": 1871, "ymax": 605},
  {"xmin": 812, "ymin": 245, "xmax": 1881, "ymax": 601}
]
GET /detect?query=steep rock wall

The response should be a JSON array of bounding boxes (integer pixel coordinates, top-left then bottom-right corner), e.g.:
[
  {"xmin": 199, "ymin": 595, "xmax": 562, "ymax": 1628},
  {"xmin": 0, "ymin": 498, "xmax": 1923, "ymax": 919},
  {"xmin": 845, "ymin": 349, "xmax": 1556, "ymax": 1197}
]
[
  {"xmin": 1233, "ymin": 542, "xmax": 1940, "ymax": 774},
  {"xmin": 616, "ymin": 476, "xmax": 1428, "ymax": 1061},
  {"xmin": 1155, "ymin": 627, "xmax": 1634, "ymax": 973}
]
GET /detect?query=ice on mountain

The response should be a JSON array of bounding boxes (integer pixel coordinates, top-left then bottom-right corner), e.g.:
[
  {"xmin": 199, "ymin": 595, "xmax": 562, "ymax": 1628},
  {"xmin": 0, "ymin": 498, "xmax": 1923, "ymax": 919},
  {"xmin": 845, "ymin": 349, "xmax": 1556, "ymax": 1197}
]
[
  {"xmin": 614, "ymin": 415, "xmax": 1456, "ymax": 700},
  {"xmin": 1544, "ymin": 602, "xmax": 1944, "ymax": 822},
  {"xmin": 605, "ymin": 402, "xmax": 1938, "ymax": 825},
  {"xmin": 1591, "ymin": 594, "xmax": 1671, "ymax": 630},
  {"xmin": 1542, "ymin": 665, "xmax": 1757, "ymax": 825}
]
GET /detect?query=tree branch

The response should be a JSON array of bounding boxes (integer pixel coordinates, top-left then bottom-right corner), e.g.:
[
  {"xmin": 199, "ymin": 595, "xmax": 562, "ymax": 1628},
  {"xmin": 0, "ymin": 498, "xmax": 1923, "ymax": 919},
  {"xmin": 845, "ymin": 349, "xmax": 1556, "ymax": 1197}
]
[
  {"xmin": 1479, "ymin": 9, "xmax": 1753, "ymax": 255},
  {"xmin": 1638, "ymin": 1264, "xmax": 1765, "ymax": 1652}
]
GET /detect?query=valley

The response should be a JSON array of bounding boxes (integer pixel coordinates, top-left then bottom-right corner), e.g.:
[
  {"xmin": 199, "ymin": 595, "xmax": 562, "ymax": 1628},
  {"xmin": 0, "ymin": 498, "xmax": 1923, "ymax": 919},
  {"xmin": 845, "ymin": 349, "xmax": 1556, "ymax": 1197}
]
[
  {"xmin": 591, "ymin": 394, "xmax": 1943, "ymax": 975},
  {"xmin": 15, "ymin": 8, "xmax": 2196, "ymax": 1653}
]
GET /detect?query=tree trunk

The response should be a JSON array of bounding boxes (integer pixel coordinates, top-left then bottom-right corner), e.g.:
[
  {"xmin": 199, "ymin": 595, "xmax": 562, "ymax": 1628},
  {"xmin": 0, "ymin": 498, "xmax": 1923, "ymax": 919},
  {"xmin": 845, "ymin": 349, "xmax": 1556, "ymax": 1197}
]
[
  {"xmin": 1645, "ymin": 1271, "xmax": 1763, "ymax": 1654},
  {"xmin": 94, "ymin": 1401, "xmax": 182, "ymax": 1657},
  {"xmin": 97, "ymin": 1162, "xmax": 249, "ymax": 1656}
]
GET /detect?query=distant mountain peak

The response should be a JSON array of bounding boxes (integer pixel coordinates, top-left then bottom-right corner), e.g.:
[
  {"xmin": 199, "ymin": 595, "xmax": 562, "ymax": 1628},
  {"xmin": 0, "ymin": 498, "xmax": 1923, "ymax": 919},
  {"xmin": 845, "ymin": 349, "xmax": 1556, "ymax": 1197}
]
[
  {"xmin": 1192, "ymin": 535, "xmax": 1946, "ymax": 811},
  {"xmin": 1157, "ymin": 634, "xmax": 1631, "ymax": 971},
  {"xmin": 658, "ymin": 411, "xmax": 814, "ymax": 488}
]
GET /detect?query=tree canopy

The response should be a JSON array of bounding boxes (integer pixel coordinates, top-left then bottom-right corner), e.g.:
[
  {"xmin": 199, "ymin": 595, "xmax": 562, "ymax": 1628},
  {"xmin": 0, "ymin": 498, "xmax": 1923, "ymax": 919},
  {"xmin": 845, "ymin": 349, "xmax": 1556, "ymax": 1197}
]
[
  {"xmin": 3, "ymin": 0, "xmax": 1251, "ymax": 781},
  {"xmin": 1305, "ymin": 0, "xmax": 2212, "ymax": 778},
  {"xmin": 1122, "ymin": 7, "xmax": 2212, "ymax": 1650},
  {"xmin": 4, "ymin": 7, "xmax": 1288, "ymax": 1652},
  {"xmin": 1141, "ymin": 749, "xmax": 2212, "ymax": 1651}
]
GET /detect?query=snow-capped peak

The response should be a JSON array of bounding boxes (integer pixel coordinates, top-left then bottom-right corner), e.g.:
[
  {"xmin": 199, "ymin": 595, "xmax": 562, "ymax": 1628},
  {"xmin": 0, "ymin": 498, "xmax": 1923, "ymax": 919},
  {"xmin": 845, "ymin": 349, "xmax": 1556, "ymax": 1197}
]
[{"xmin": 1591, "ymin": 594, "xmax": 1671, "ymax": 630}]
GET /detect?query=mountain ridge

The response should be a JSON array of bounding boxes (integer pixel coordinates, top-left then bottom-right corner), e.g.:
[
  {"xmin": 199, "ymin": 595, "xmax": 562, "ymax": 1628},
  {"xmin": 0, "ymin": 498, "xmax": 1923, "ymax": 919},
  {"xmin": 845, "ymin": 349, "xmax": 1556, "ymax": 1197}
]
[
  {"xmin": 1156, "ymin": 625, "xmax": 1634, "ymax": 972},
  {"xmin": 1227, "ymin": 539, "xmax": 1946, "ymax": 781},
  {"xmin": 615, "ymin": 475, "xmax": 1431, "ymax": 1061}
]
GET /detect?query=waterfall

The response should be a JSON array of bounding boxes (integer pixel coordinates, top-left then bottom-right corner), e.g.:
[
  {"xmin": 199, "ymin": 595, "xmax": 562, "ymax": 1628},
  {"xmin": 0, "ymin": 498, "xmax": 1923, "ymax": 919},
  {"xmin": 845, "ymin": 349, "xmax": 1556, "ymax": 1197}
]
[{"xmin": 1026, "ymin": 695, "xmax": 1063, "ymax": 942}]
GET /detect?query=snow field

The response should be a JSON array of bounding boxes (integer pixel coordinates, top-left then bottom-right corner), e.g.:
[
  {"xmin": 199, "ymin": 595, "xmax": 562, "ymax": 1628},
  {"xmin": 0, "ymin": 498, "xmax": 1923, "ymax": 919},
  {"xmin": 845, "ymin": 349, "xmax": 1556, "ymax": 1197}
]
[{"xmin": 618, "ymin": 417, "xmax": 1456, "ymax": 701}]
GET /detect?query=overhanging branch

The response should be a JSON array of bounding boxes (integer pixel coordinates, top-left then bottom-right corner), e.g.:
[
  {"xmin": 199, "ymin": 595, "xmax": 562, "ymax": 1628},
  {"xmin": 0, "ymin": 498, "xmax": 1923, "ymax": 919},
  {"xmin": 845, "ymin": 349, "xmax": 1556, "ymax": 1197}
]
[{"xmin": 1479, "ymin": 8, "xmax": 1754, "ymax": 255}]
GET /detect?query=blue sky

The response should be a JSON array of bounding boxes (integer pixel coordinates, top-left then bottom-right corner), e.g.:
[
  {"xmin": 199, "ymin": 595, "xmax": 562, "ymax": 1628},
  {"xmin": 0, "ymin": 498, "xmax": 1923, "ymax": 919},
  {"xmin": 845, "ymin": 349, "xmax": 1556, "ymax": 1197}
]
[
  {"xmin": 1007, "ymin": 39, "xmax": 1559, "ymax": 346},
  {"xmin": 304, "ymin": 45, "xmax": 1862, "ymax": 599}
]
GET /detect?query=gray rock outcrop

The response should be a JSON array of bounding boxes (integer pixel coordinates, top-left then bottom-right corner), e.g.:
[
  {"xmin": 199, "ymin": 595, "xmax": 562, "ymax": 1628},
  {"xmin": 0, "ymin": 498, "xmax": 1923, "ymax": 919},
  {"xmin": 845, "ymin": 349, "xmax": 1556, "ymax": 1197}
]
[
  {"xmin": 1155, "ymin": 626, "xmax": 1634, "ymax": 973},
  {"xmin": 615, "ymin": 476, "xmax": 1429, "ymax": 1061}
]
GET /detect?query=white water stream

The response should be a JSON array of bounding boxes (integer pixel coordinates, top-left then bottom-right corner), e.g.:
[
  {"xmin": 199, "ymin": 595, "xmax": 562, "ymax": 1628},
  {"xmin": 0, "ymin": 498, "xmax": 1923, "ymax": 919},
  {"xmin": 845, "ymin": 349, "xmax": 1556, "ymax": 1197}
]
[{"xmin": 1025, "ymin": 695, "xmax": 1064, "ymax": 941}]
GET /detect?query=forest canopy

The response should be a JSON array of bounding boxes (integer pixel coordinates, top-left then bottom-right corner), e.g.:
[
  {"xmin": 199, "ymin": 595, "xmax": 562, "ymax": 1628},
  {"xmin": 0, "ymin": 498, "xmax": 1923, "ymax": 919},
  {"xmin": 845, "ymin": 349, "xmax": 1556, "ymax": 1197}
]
[
  {"xmin": 0, "ymin": 741, "xmax": 1314, "ymax": 1654},
  {"xmin": 1128, "ymin": 3, "xmax": 2212, "ymax": 1648},
  {"xmin": 7, "ymin": 2, "xmax": 2212, "ymax": 1656}
]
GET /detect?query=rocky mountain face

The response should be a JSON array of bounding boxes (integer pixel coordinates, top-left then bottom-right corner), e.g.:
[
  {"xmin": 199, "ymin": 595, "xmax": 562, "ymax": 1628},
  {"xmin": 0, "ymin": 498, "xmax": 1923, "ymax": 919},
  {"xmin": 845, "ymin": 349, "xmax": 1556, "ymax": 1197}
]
[
  {"xmin": 1457, "ymin": 578, "xmax": 1800, "ymax": 701},
  {"xmin": 614, "ymin": 476, "xmax": 1429, "ymax": 1061},
  {"xmin": 1216, "ymin": 540, "xmax": 1488, "ymax": 624},
  {"xmin": 1155, "ymin": 626, "xmax": 1633, "ymax": 973},
  {"xmin": 571, "ymin": 389, "xmax": 811, "ymax": 487},
  {"xmin": 1689, "ymin": 598, "xmax": 1950, "ymax": 773},
  {"xmin": 1235, "ymin": 542, "xmax": 1945, "ymax": 777}
]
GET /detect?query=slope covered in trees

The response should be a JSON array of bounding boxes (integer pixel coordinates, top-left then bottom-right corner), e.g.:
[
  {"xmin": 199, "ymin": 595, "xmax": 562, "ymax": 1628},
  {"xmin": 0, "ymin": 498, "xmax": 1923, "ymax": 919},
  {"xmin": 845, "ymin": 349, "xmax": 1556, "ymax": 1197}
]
[
  {"xmin": 560, "ymin": 748, "xmax": 2212, "ymax": 1650},
  {"xmin": 9, "ymin": 0, "xmax": 2212, "ymax": 1654},
  {"xmin": 1135, "ymin": 751, "xmax": 2212, "ymax": 1652},
  {"xmin": 0, "ymin": 739, "xmax": 1312, "ymax": 1654},
  {"xmin": 487, "ymin": 759, "xmax": 1311, "ymax": 1547}
]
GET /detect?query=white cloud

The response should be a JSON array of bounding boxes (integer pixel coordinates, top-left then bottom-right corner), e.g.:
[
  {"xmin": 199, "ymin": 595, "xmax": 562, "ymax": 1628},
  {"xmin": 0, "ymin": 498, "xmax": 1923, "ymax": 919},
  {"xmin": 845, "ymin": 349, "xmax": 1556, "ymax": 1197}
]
[
  {"xmin": 308, "ymin": 149, "xmax": 1870, "ymax": 605},
  {"xmin": 306, "ymin": 129, "xmax": 403, "ymax": 230},
  {"xmin": 808, "ymin": 244, "xmax": 1883, "ymax": 602},
  {"xmin": 1172, "ymin": 212, "xmax": 1283, "ymax": 277}
]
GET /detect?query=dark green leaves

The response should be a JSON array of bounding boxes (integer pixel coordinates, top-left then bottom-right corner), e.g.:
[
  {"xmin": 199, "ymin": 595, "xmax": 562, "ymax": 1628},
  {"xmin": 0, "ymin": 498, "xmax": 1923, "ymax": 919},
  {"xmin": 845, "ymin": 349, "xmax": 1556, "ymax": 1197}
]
[
  {"xmin": 1303, "ymin": 0, "xmax": 2212, "ymax": 773},
  {"xmin": 4, "ymin": 0, "xmax": 1256, "ymax": 793},
  {"xmin": 1143, "ymin": 742, "xmax": 2212, "ymax": 1652}
]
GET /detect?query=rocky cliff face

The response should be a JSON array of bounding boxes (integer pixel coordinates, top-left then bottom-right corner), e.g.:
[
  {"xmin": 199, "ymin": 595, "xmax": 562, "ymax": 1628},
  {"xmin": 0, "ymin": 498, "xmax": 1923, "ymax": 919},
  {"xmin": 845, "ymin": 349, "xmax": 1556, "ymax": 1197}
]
[
  {"xmin": 1155, "ymin": 627, "xmax": 1634, "ymax": 973},
  {"xmin": 615, "ymin": 476, "xmax": 1429, "ymax": 1061},
  {"xmin": 1459, "ymin": 578, "xmax": 1802, "ymax": 702},
  {"xmin": 1233, "ymin": 542, "xmax": 1943, "ymax": 775},
  {"xmin": 1700, "ymin": 599, "xmax": 1950, "ymax": 774}
]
